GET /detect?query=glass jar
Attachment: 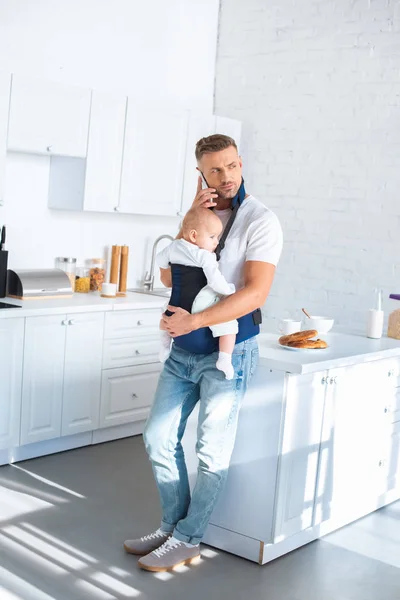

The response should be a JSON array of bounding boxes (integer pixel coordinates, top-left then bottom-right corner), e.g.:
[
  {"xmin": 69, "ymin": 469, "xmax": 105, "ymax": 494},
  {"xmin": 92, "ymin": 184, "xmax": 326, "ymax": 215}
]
[
  {"xmin": 75, "ymin": 267, "xmax": 90, "ymax": 293},
  {"xmin": 89, "ymin": 258, "xmax": 106, "ymax": 292},
  {"xmin": 56, "ymin": 257, "xmax": 77, "ymax": 292}
]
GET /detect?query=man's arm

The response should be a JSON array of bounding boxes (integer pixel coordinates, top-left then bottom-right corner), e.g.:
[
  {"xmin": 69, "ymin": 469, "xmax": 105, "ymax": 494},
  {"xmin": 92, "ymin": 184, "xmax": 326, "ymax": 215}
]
[{"xmin": 162, "ymin": 261, "xmax": 276, "ymax": 336}]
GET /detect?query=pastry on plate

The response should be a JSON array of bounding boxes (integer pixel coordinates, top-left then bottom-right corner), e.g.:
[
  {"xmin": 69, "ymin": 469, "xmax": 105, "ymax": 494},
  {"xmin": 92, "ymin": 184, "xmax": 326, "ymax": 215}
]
[{"xmin": 279, "ymin": 329, "xmax": 318, "ymax": 346}]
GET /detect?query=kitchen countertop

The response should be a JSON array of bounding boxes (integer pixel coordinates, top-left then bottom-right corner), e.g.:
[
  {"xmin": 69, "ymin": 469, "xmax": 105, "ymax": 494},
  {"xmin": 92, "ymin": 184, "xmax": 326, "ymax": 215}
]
[
  {"xmin": 258, "ymin": 332, "xmax": 400, "ymax": 374},
  {"xmin": 0, "ymin": 291, "xmax": 166, "ymax": 319},
  {"xmin": 2, "ymin": 296, "xmax": 400, "ymax": 374}
]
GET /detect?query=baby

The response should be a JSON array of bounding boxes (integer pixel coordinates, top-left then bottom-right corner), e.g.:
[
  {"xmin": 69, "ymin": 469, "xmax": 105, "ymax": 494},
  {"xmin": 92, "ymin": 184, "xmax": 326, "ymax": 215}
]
[{"xmin": 156, "ymin": 207, "xmax": 238, "ymax": 379}]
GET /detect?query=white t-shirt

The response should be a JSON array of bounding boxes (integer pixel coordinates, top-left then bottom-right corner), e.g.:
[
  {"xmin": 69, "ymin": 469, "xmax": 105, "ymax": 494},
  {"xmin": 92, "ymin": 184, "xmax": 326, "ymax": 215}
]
[
  {"xmin": 215, "ymin": 195, "xmax": 283, "ymax": 289},
  {"xmin": 156, "ymin": 239, "xmax": 235, "ymax": 296}
]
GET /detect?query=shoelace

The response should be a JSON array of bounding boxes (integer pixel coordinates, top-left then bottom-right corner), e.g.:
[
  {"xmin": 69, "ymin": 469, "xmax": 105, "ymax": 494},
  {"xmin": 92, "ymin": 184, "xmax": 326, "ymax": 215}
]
[
  {"xmin": 153, "ymin": 539, "xmax": 181, "ymax": 558},
  {"xmin": 140, "ymin": 529, "xmax": 167, "ymax": 542}
]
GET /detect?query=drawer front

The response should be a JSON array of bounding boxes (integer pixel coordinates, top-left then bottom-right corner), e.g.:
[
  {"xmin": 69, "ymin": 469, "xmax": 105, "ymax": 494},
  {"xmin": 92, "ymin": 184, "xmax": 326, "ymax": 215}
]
[
  {"xmin": 104, "ymin": 309, "xmax": 161, "ymax": 339},
  {"xmin": 99, "ymin": 363, "xmax": 162, "ymax": 428},
  {"xmin": 103, "ymin": 336, "xmax": 160, "ymax": 369}
]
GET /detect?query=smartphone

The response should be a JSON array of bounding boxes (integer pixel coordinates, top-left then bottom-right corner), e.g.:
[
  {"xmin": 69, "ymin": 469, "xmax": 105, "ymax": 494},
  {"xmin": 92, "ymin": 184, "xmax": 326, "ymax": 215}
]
[{"xmin": 199, "ymin": 171, "xmax": 209, "ymax": 189}]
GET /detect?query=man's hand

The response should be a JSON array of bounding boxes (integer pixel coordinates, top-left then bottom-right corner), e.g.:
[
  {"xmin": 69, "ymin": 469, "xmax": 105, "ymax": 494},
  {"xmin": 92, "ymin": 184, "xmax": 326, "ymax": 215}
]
[
  {"xmin": 161, "ymin": 306, "xmax": 197, "ymax": 337},
  {"xmin": 192, "ymin": 176, "xmax": 218, "ymax": 209}
]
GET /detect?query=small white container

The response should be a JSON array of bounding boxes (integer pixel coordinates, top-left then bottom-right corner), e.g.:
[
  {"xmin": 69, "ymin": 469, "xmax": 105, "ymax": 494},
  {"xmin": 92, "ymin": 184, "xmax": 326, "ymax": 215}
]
[
  {"xmin": 367, "ymin": 309, "xmax": 384, "ymax": 339},
  {"xmin": 101, "ymin": 282, "xmax": 117, "ymax": 298},
  {"xmin": 279, "ymin": 319, "xmax": 301, "ymax": 335}
]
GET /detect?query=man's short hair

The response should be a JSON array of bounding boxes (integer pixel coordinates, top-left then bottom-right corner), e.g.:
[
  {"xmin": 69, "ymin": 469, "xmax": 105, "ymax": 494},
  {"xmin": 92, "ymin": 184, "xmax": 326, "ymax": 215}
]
[{"xmin": 195, "ymin": 134, "xmax": 237, "ymax": 161}]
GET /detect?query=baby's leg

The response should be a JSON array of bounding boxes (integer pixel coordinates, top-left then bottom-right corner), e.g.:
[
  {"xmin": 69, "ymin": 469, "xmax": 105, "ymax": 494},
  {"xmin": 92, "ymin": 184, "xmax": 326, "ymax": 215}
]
[
  {"xmin": 216, "ymin": 333, "xmax": 236, "ymax": 380},
  {"xmin": 159, "ymin": 312, "xmax": 172, "ymax": 363}
]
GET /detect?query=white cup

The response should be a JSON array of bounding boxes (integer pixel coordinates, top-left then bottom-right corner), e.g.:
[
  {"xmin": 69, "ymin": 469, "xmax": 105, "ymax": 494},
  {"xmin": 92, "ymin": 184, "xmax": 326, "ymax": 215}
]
[
  {"xmin": 279, "ymin": 319, "xmax": 302, "ymax": 336},
  {"xmin": 101, "ymin": 282, "xmax": 117, "ymax": 297}
]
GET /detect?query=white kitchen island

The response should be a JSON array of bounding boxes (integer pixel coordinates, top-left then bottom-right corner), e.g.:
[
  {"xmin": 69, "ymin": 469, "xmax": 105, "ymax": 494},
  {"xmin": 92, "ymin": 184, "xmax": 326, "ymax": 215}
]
[
  {"xmin": 182, "ymin": 332, "xmax": 400, "ymax": 564},
  {"xmin": 1, "ymin": 296, "xmax": 400, "ymax": 566}
]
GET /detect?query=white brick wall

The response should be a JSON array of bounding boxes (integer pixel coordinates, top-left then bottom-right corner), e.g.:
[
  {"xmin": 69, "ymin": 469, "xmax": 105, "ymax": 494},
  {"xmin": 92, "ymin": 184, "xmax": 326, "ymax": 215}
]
[{"xmin": 215, "ymin": 0, "xmax": 400, "ymax": 333}]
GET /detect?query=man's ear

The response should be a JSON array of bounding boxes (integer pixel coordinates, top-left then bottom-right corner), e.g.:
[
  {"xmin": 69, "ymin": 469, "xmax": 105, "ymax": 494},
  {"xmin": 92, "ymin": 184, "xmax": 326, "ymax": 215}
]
[{"xmin": 189, "ymin": 229, "xmax": 197, "ymax": 243}]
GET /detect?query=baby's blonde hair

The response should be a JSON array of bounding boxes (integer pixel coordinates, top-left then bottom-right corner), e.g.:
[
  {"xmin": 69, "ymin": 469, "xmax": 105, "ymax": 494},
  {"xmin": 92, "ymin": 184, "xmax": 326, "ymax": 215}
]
[{"xmin": 182, "ymin": 207, "xmax": 221, "ymax": 236}]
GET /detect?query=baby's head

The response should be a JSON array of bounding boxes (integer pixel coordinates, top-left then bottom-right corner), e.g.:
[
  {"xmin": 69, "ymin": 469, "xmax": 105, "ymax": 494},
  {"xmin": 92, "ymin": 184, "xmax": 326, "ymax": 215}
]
[{"xmin": 182, "ymin": 208, "xmax": 223, "ymax": 252}]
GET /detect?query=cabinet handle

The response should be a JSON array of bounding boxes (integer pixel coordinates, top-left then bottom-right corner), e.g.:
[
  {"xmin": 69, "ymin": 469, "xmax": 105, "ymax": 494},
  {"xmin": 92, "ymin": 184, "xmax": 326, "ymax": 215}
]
[
  {"xmin": 321, "ymin": 377, "xmax": 329, "ymax": 385},
  {"xmin": 68, "ymin": 319, "xmax": 75, "ymax": 326},
  {"xmin": 135, "ymin": 349, "xmax": 140, "ymax": 355},
  {"xmin": 329, "ymin": 376, "xmax": 337, "ymax": 385},
  {"xmin": 132, "ymin": 393, "xmax": 138, "ymax": 398},
  {"xmin": 114, "ymin": 206, "xmax": 120, "ymax": 212},
  {"xmin": 384, "ymin": 406, "xmax": 391, "ymax": 414},
  {"xmin": 61, "ymin": 319, "xmax": 68, "ymax": 326},
  {"xmin": 176, "ymin": 211, "xmax": 183, "ymax": 217},
  {"xmin": 46, "ymin": 145, "xmax": 52, "ymax": 152},
  {"xmin": 137, "ymin": 320, "xmax": 143, "ymax": 326},
  {"xmin": 379, "ymin": 459, "xmax": 387, "ymax": 468},
  {"xmin": 388, "ymin": 370, "xmax": 394, "ymax": 377}
]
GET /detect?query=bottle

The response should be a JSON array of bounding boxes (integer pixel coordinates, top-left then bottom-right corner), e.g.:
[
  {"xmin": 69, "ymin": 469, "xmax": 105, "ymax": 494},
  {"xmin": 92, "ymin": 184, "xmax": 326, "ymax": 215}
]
[
  {"xmin": 367, "ymin": 288, "xmax": 384, "ymax": 339},
  {"xmin": 56, "ymin": 257, "xmax": 77, "ymax": 292},
  {"xmin": 75, "ymin": 267, "xmax": 90, "ymax": 293},
  {"xmin": 89, "ymin": 258, "xmax": 106, "ymax": 292}
]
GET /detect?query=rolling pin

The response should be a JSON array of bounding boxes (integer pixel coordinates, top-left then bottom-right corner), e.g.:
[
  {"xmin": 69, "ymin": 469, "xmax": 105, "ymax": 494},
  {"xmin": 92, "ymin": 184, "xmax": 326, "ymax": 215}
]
[{"xmin": 117, "ymin": 245, "xmax": 129, "ymax": 297}]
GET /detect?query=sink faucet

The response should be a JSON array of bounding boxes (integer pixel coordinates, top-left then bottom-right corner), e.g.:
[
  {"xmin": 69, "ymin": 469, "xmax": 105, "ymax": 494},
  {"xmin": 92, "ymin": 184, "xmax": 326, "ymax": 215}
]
[{"xmin": 143, "ymin": 234, "xmax": 174, "ymax": 291}]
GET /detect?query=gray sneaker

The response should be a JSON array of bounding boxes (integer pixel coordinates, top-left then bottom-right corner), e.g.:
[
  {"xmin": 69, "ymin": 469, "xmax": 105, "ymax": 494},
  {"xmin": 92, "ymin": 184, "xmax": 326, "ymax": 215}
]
[
  {"xmin": 123, "ymin": 528, "xmax": 171, "ymax": 556},
  {"xmin": 138, "ymin": 537, "xmax": 201, "ymax": 572}
]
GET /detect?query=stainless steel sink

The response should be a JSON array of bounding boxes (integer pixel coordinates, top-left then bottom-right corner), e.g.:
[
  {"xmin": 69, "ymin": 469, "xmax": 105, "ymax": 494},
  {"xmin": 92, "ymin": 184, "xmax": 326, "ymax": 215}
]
[{"xmin": 128, "ymin": 288, "xmax": 171, "ymax": 298}]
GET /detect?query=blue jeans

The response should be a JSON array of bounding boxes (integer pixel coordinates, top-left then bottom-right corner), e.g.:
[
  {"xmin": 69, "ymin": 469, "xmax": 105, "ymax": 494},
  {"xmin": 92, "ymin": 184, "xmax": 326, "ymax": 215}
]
[{"xmin": 143, "ymin": 337, "xmax": 259, "ymax": 545}]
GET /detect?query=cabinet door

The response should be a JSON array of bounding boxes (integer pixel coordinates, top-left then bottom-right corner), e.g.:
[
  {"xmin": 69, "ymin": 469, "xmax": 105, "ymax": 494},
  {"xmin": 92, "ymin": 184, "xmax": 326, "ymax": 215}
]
[
  {"xmin": 314, "ymin": 361, "xmax": 391, "ymax": 529},
  {"xmin": 99, "ymin": 363, "xmax": 162, "ymax": 428},
  {"xmin": 180, "ymin": 113, "xmax": 216, "ymax": 216},
  {"xmin": 21, "ymin": 316, "xmax": 67, "ymax": 445},
  {"xmin": 0, "ymin": 72, "xmax": 11, "ymax": 206},
  {"xmin": 273, "ymin": 371, "xmax": 326, "ymax": 542},
  {"xmin": 119, "ymin": 106, "xmax": 188, "ymax": 216},
  {"xmin": 0, "ymin": 318, "xmax": 24, "ymax": 450},
  {"xmin": 83, "ymin": 91, "xmax": 127, "ymax": 212},
  {"xmin": 61, "ymin": 313, "xmax": 104, "ymax": 436},
  {"xmin": 8, "ymin": 75, "xmax": 90, "ymax": 157}
]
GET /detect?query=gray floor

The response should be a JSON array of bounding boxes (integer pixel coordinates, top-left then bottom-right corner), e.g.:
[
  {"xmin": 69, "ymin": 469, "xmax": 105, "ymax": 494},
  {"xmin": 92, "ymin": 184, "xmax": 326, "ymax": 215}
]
[{"xmin": 1, "ymin": 437, "xmax": 400, "ymax": 600}]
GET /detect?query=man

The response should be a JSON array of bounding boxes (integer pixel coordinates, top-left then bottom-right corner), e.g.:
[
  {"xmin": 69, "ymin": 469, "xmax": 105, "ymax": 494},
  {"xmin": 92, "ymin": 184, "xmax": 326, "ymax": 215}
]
[{"xmin": 124, "ymin": 134, "xmax": 283, "ymax": 572}]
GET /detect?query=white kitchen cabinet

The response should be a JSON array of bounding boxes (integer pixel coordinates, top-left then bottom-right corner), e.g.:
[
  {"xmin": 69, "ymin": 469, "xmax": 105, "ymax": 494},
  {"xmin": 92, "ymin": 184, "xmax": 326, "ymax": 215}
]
[
  {"xmin": 273, "ymin": 371, "xmax": 326, "ymax": 542},
  {"xmin": 48, "ymin": 91, "xmax": 127, "ymax": 212},
  {"xmin": 21, "ymin": 312, "xmax": 104, "ymax": 445},
  {"xmin": 0, "ymin": 72, "xmax": 11, "ymax": 206},
  {"xmin": 0, "ymin": 319, "xmax": 24, "ymax": 450},
  {"xmin": 61, "ymin": 313, "xmax": 104, "ymax": 436},
  {"xmin": 314, "ymin": 360, "xmax": 393, "ymax": 529},
  {"xmin": 119, "ymin": 105, "xmax": 188, "ymax": 216},
  {"xmin": 8, "ymin": 75, "xmax": 90, "ymax": 157},
  {"xmin": 99, "ymin": 363, "xmax": 162, "ymax": 428},
  {"xmin": 21, "ymin": 315, "xmax": 66, "ymax": 445}
]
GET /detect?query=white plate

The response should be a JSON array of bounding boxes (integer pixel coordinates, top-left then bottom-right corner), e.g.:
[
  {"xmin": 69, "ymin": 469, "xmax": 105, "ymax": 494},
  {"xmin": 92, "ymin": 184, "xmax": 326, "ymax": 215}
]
[{"xmin": 279, "ymin": 343, "xmax": 328, "ymax": 352}]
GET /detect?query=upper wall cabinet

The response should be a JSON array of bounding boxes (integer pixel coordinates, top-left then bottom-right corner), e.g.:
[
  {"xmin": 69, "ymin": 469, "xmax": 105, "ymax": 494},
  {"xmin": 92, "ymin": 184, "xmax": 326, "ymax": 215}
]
[
  {"xmin": 8, "ymin": 75, "xmax": 91, "ymax": 158},
  {"xmin": 48, "ymin": 90, "xmax": 127, "ymax": 212},
  {"xmin": 0, "ymin": 72, "xmax": 11, "ymax": 206},
  {"xmin": 179, "ymin": 113, "xmax": 242, "ymax": 216},
  {"xmin": 118, "ymin": 105, "xmax": 188, "ymax": 217}
]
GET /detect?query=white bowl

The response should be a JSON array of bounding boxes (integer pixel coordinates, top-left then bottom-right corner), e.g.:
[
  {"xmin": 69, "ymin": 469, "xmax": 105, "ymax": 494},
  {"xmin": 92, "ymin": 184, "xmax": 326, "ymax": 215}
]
[{"xmin": 304, "ymin": 316, "xmax": 334, "ymax": 334}]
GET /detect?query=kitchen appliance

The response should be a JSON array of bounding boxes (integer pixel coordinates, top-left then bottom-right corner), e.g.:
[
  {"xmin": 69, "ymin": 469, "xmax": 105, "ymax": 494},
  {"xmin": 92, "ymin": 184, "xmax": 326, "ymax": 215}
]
[{"xmin": 7, "ymin": 268, "xmax": 73, "ymax": 299}]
